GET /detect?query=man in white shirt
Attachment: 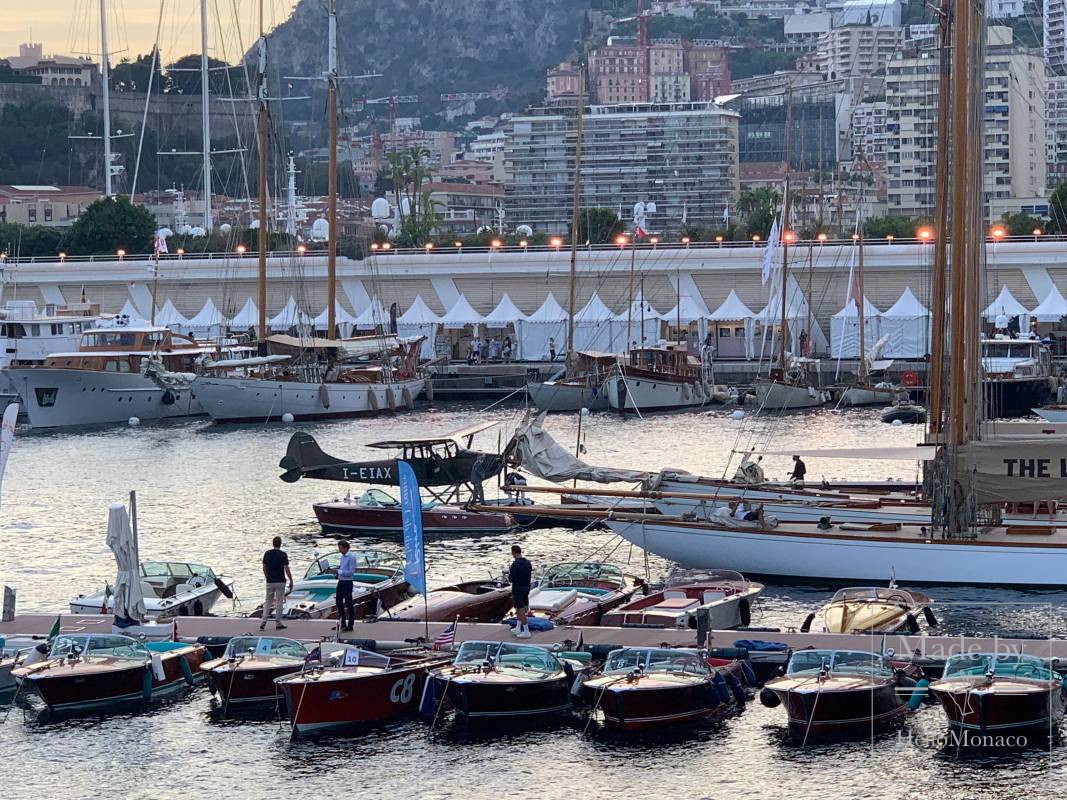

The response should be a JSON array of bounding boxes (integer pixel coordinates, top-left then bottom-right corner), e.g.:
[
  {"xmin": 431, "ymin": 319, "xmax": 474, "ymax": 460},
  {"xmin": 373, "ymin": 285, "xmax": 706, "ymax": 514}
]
[{"xmin": 335, "ymin": 540, "xmax": 357, "ymax": 632}]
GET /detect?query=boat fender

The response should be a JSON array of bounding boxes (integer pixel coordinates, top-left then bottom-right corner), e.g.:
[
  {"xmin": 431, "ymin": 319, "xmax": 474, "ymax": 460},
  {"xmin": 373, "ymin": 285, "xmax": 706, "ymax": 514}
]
[
  {"xmin": 758, "ymin": 687, "xmax": 780, "ymax": 708},
  {"xmin": 570, "ymin": 672, "xmax": 587, "ymax": 697},
  {"xmin": 708, "ymin": 647, "xmax": 749, "ymax": 661},
  {"xmin": 726, "ymin": 672, "xmax": 746, "ymax": 704},
  {"xmin": 161, "ymin": 389, "xmax": 176, "ymax": 406},
  {"xmin": 178, "ymin": 654, "xmax": 195, "ymax": 686},
  {"xmin": 922, "ymin": 607, "xmax": 938, "ymax": 628},
  {"xmin": 738, "ymin": 598, "xmax": 751, "ymax": 627},
  {"xmin": 368, "ymin": 391, "xmax": 379, "ymax": 412},
  {"xmin": 563, "ymin": 661, "xmax": 575, "ymax": 681},
  {"xmin": 907, "ymin": 678, "xmax": 929, "ymax": 711},
  {"xmin": 214, "ymin": 577, "xmax": 234, "ymax": 600},
  {"xmin": 385, "ymin": 386, "xmax": 397, "ymax": 410},
  {"xmin": 142, "ymin": 667, "xmax": 154, "ymax": 701},
  {"xmin": 905, "ymin": 613, "xmax": 921, "ymax": 634},
  {"xmin": 193, "ymin": 598, "xmax": 204, "ymax": 616},
  {"xmin": 800, "ymin": 612, "xmax": 816, "ymax": 633},
  {"xmin": 703, "ymin": 682, "xmax": 722, "ymax": 709},
  {"xmin": 402, "ymin": 387, "xmax": 414, "ymax": 411},
  {"xmin": 739, "ymin": 660, "xmax": 759, "ymax": 687},
  {"xmin": 318, "ymin": 383, "xmax": 330, "ymax": 409},
  {"xmin": 151, "ymin": 652, "xmax": 167, "ymax": 682},
  {"xmin": 711, "ymin": 672, "xmax": 730, "ymax": 705},
  {"xmin": 896, "ymin": 672, "xmax": 917, "ymax": 688}
]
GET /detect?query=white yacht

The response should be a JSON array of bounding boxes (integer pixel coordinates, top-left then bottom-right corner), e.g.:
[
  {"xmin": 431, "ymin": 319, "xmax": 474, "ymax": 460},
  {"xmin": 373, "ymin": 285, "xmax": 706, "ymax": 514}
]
[
  {"xmin": 70, "ymin": 560, "xmax": 234, "ymax": 619},
  {"xmin": 7, "ymin": 324, "xmax": 237, "ymax": 428}
]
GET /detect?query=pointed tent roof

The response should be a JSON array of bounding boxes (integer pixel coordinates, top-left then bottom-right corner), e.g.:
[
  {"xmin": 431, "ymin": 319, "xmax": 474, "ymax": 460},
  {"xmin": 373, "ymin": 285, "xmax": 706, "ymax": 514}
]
[
  {"xmin": 525, "ymin": 293, "xmax": 568, "ymax": 323},
  {"xmin": 983, "ymin": 285, "xmax": 1030, "ymax": 321},
  {"xmin": 756, "ymin": 289, "xmax": 812, "ymax": 322},
  {"xmin": 397, "ymin": 294, "xmax": 440, "ymax": 325},
  {"xmin": 616, "ymin": 289, "xmax": 664, "ymax": 321},
  {"xmin": 269, "ymin": 296, "xmax": 313, "ymax": 329},
  {"xmin": 1030, "ymin": 284, "xmax": 1067, "ymax": 322},
  {"xmin": 882, "ymin": 287, "xmax": 929, "ymax": 318},
  {"xmin": 186, "ymin": 297, "xmax": 229, "ymax": 328},
  {"xmin": 117, "ymin": 299, "xmax": 148, "ymax": 323},
  {"xmin": 229, "ymin": 298, "xmax": 259, "ymax": 328},
  {"xmin": 153, "ymin": 298, "xmax": 188, "ymax": 327},
  {"xmin": 664, "ymin": 294, "xmax": 712, "ymax": 324},
  {"xmin": 575, "ymin": 291, "xmax": 615, "ymax": 323},
  {"xmin": 708, "ymin": 289, "xmax": 755, "ymax": 321},
  {"xmin": 312, "ymin": 300, "xmax": 358, "ymax": 328},
  {"xmin": 832, "ymin": 296, "xmax": 883, "ymax": 319},
  {"xmin": 483, "ymin": 293, "xmax": 527, "ymax": 327},
  {"xmin": 439, "ymin": 294, "xmax": 484, "ymax": 327},
  {"xmin": 353, "ymin": 297, "xmax": 388, "ymax": 329}
]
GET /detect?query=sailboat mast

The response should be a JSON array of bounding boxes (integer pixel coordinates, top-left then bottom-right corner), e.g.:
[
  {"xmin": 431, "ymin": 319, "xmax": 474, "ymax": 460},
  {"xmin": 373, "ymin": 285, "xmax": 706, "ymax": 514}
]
[
  {"xmin": 928, "ymin": 0, "xmax": 952, "ymax": 435},
  {"xmin": 326, "ymin": 0, "xmax": 338, "ymax": 338},
  {"xmin": 857, "ymin": 211, "xmax": 866, "ymax": 379},
  {"xmin": 777, "ymin": 88, "xmax": 794, "ymax": 372},
  {"xmin": 256, "ymin": 1, "xmax": 268, "ymax": 338},
  {"xmin": 98, "ymin": 0, "xmax": 113, "ymax": 196},
  {"xmin": 565, "ymin": 66, "xmax": 586, "ymax": 373},
  {"xmin": 200, "ymin": 0, "xmax": 212, "ymax": 231}
]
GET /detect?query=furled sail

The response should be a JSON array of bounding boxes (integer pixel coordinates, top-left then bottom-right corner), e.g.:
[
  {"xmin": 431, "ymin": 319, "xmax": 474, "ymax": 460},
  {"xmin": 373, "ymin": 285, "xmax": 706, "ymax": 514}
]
[
  {"xmin": 507, "ymin": 411, "xmax": 649, "ymax": 484},
  {"xmin": 957, "ymin": 439, "xmax": 1067, "ymax": 504}
]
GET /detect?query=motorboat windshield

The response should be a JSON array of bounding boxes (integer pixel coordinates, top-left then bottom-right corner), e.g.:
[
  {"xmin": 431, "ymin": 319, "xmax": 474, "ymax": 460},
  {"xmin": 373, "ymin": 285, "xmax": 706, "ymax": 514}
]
[
  {"xmin": 942, "ymin": 653, "xmax": 1055, "ymax": 681},
  {"xmin": 140, "ymin": 561, "xmax": 217, "ymax": 581},
  {"xmin": 828, "ymin": 587, "xmax": 918, "ymax": 605},
  {"xmin": 542, "ymin": 562, "xmax": 624, "ymax": 590},
  {"xmin": 665, "ymin": 569, "xmax": 747, "ymax": 588},
  {"xmin": 302, "ymin": 549, "xmax": 403, "ymax": 580},
  {"xmin": 786, "ymin": 649, "xmax": 894, "ymax": 677},
  {"xmin": 223, "ymin": 636, "xmax": 308, "ymax": 660},
  {"xmin": 453, "ymin": 641, "xmax": 562, "ymax": 674},
  {"xmin": 49, "ymin": 634, "xmax": 148, "ymax": 660},
  {"xmin": 603, "ymin": 647, "xmax": 709, "ymax": 677}
]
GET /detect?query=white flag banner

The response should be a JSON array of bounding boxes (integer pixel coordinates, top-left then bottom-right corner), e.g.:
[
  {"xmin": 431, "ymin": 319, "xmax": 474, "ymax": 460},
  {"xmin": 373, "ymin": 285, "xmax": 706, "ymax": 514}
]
[
  {"xmin": 761, "ymin": 217, "xmax": 780, "ymax": 286},
  {"xmin": 0, "ymin": 403, "xmax": 17, "ymax": 508}
]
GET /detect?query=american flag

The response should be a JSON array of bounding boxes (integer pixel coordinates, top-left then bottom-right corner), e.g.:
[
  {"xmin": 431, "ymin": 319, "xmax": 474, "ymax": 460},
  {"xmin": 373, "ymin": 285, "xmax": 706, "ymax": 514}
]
[
  {"xmin": 432, "ymin": 620, "xmax": 458, "ymax": 651},
  {"xmin": 304, "ymin": 645, "xmax": 321, "ymax": 664}
]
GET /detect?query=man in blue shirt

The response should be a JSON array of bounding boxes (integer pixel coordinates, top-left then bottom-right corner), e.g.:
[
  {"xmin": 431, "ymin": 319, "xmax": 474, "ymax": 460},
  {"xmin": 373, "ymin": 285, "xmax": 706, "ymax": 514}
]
[
  {"xmin": 335, "ymin": 540, "xmax": 356, "ymax": 632},
  {"xmin": 508, "ymin": 545, "xmax": 533, "ymax": 639}
]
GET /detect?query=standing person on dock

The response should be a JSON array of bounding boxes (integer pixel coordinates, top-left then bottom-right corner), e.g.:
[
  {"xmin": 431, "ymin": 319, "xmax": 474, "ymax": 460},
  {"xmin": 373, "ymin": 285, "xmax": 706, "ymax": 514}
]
[
  {"xmin": 470, "ymin": 337, "xmax": 482, "ymax": 364},
  {"xmin": 503, "ymin": 336, "xmax": 512, "ymax": 361},
  {"xmin": 548, "ymin": 337, "xmax": 557, "ymax": 361},
  {"xmin": 335, "ymin": 540, "xmax": 356, "ymax": 632},
  {"xmin": 260, "ymin": 536, "xmax": 292, "ymax": 631},
  {"xmin": 789, "ymin": 455, "xmax": 807, "ymax": 485},
  {"xmin": 509, "ymin": 545, "xmax": 533, "ymax": 639}
]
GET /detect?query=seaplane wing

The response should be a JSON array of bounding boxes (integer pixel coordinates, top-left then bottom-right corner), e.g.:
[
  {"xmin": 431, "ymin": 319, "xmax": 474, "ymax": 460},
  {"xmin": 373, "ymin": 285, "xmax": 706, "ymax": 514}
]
[{"xmin": 365, "ymin": 420, "xmax": 498, "ymax": 450}]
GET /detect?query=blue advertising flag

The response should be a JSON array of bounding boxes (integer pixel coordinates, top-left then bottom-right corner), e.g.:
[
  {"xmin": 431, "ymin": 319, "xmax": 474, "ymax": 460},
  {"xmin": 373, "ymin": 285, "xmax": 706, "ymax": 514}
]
[{"xmin": 397, "ymin": 460, "xmax": 426, "ymax": 595}]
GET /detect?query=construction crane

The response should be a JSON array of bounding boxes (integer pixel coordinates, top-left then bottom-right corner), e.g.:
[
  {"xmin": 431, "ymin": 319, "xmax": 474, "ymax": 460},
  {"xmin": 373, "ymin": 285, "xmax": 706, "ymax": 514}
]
[
  {"xmin": 439, "ymin": 89, "xmax": 510, "ymax": 103},
  {"xmin": 351, "ymin": 94, "xmax": 419, "ymax": 138}
]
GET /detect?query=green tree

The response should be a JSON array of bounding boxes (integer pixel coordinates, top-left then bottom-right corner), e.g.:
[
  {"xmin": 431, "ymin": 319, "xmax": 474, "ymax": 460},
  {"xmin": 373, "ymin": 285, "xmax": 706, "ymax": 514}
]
[
  {"xmin": 0, "ymin": 223, "xmax": 63, "ymax": 257},
  {"xmin": 862, "ymin": 215, "xmax": 923, "ymax": 239},
  {"xmin": 571, "ymin": 207, "xmax": 623, "ymax": 244},
  {"xmin": 736, "ymin": 187, "xmax": 781, "ymax": 239},
  {"xmin": 63, "ymin": 196, "xmax": 155, "ymax": 255},
  {"xmin": 999, "ymin": 211, "xmax": 1045, "ymax": 237},
  {"xmin": 1047, "ymin": 181, "xmax": 1067, "ymax": 234},
  {"xmin": 111, "ymin": 53, "xmax": 164, "ymax": 92}
]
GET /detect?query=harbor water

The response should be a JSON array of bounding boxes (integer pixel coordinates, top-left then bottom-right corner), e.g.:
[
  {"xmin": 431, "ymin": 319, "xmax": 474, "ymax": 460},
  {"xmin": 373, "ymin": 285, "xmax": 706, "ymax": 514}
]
[{"xmin": 1, "ymin": 405, "xmax": 1065, "ymax": 799}]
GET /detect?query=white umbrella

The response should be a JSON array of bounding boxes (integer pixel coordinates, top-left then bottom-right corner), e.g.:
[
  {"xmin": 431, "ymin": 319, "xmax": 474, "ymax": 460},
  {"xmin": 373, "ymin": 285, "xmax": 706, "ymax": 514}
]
[{"xmin": 106, "ymin": 502, "xmax": 145, "ymax": 623}]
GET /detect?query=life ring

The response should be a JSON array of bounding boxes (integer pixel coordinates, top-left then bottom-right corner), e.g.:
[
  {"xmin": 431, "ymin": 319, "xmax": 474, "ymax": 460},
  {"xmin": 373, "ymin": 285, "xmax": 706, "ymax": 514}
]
[{"xmin": 901, "ymin": 371, "xmax": 919, "ymax": 387}]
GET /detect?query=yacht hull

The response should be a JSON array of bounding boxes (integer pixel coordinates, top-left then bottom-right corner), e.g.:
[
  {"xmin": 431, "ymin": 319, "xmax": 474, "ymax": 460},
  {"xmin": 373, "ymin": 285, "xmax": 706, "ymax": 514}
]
[
  {"xmin": 985, "ymin": 377, "xmax": 1054, "ymax": 418},
  {"xmin": 838, "ymin": 386, "xmax": 898, "ymax": 406},
  {"xmin": 7, "ymin": 368, "xmax": 201, "ymax": 428},
  {"xmin": 193, "ymin": 376, "xmax": 425, "ymax": 423},
  {"xmin": 527, "ymin": 380, "xmax": 610, "ymax": 412},
  {"xmin": 754, "ymin": 378, "xmax": 829, "ymax": 410},
  {"xmin": 605, "ymin": 374, "xmax": 709, "ymax": 413}
]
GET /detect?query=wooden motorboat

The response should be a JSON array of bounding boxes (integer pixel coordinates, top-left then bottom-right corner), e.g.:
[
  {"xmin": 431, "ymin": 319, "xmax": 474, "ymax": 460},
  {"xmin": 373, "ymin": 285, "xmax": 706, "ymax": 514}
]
[
  {"xmin": 605, "ymin": 344, "xmax": 719, "ymax": 413},
  {"xmin": 275, "ymin": 646, "xmax": 450, "ymax": 734},
  {"xmin": 384, "ymin": 579, "xmax": 514, "ymax": 623},
  {"xmin": 427, "ymin": 640, "xmax": 589, "ymax": 722},
  {"xmin": 200, "ymin": 635, "xmax": 309, "ymax": 707},
  {"xmin": 581, "ymin": 647, "xmax": 727, "ymax": 730},
  {"xmin": 760, "ymin": 649, "xmax": 908, "ymax": 738},
  {"xmin": 517, "ymin": 562, "xmax": 643, "ymax": 627},
  {"xmin": 251, "ymin": 549, "xmax": 410, "ymax": 621},
  {"xmin": 70, "ymin": 560, "xmax": 235, "ymax": 619},
  {"xmin": 600, "ymin": 569, "xmax": 763, "ymax": 630},
  {"xmin": 801, "ymin": 586, "xmax": 934, "ymax": 634},
  {"xmin": 313, "ymin": 489, "xmax": 515, "ymax": 535},
  {"xmin": 12, "ymin": 633, "xmax": 205, "ymax": 714},
  {"xmin": 929, "ymin": 653, "xmax": 1067, "ymax": 734}
]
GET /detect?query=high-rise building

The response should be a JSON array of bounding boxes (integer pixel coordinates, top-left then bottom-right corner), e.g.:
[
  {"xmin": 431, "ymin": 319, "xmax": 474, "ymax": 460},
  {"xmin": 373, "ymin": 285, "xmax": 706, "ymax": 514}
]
[
  {"xmin": 1046, "ymin": 0, "xmax": 1067, "ymax": 183},
  {"xmin": 588, "ymin": 41, "xmax": 649, "ymax": 104},
  {"xmin": 886, "ymin": 27, "xmax": 1046, "ymax": 218},
  {"xmin": 811, "ymin": 25, "xmax": 905, "ymax": 81},
  {"xmin": 504, "ymin": 101, "xmax": 739, "ymax": 234},
  {"xmin": 686, "ymin": 41, "xmax": 731, "ymax": 99}
]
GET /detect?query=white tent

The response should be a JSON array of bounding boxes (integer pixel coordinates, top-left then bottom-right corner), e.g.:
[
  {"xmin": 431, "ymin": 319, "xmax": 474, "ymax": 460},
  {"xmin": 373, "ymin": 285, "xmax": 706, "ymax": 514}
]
[
  {"xmin": 708, "ymin": 290, "xmax": 757, "ymax": 359},
  {"xmin": 397, "ymin": 295, "xmax": 440, "ymax": 358},
  {"xmin": 756, "ymin": 277, "xmax": 829, "ymax": 357},
  {"xmin": 269, "ymin": 296, "xmax": 313, "ymax": 331},
  {"xmin": 181, "ymin": 298, "xmax": 229, "ymax": 339},
  {"xmin": 115, "ymin": 299, "xmax": 149, "ymax": 326},
  {"xmin": 439, "ymin": 294, "xmax": 484, "ymax": 329},
  {"xmin": 153, "ymin": 298, "xmax": 188, "ymax": 329},
  {"xmin": 516, "ymin": 293, "xmax": 568, "ymax": 361},
  {"xmin": 984, "ymin": 285, "xmax": 1031, "ymax": 331},
  {"xmin": 880, "ymin": 287, "xmax": 930, "ymax": 358},
  {"xmin": 1030, "ymin": 284, "xmax": 1067, "ymax": 323},
  {"xmin": 613, "ymin": 290, "xmax": 663, "ymax": 351},
  {"xmin": 663, "ymin": 293, "xmax": 712, "ymax": 325},
  {"xmin": 830, "ymin": 296, "xmax": 883, "ymax": 358},
  {"xmin": 484, "ymin": 294, "xmax": 527, "ymax": 329},
  {"xmin": 230, "ymin": 298, "xmax": 260, "ymax": 332},
  {"xmin": 573, "ymin": 291, "xmax": 617, "ymax": 353},
  {"xmin": 312, "ymin": 300, "xmax": 358, "ymax": 338},
  {"xmin": 353, "ymin": 297, "xmax": 388, "ymax": 331}
]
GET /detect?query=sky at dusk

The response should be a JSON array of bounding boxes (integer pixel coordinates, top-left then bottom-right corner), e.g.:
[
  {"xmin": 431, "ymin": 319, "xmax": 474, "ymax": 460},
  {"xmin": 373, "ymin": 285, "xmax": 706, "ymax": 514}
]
[{"xmin": 0, "ymin": 0, "xmax": 292, "ymax": 64}]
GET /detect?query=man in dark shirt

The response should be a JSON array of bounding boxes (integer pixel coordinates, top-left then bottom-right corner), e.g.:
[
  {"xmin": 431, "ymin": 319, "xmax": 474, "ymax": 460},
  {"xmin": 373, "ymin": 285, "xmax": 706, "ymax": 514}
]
[
  {"xmin": 261, "ymin": 536, "xmax": 293, "ymax": 630},
  {"xmin": 508, "ymin": 545, "xmax": 533, "ymax": 639},
  {"xmin": 790, "ymin": 455, "xmax": 807, "ymax": 484}
]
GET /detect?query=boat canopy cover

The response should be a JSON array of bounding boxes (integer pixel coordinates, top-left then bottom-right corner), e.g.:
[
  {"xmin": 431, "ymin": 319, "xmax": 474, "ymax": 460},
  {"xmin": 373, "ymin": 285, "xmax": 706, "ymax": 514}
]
[
  {"xmin": 483, "ymin": 293, "xmax": 527, "ymax": 328},
  {"xmin": 507, "ymin": 411, "xmax": 649, "ymax": 484},
  {"xmin": 983, "ymin": 285, "xmax": 1031, "ymax": 321},
  {"xmin": 107, "ymin": 502, "xmax": 146, "ymax": 623},
  {"xmin": 708, "ymin": 290, "xmax": 755, "ymax": 321},
  {"xmin": 439, "ymin": 294, "xmax": 484, "ymax": 328},
  {"xmin": 959, "ymin": 438, "xmax": 1067, "ymax": 504},
  {"xmin": 1030, "ymin": 284, "xmax": 1067, "ymax": 322}
]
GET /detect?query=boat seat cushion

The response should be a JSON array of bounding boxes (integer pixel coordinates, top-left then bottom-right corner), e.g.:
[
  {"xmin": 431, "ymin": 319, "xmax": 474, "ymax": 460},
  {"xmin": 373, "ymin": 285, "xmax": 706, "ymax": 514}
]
[
  {"xmin": 175, "ymin": 583, "xmax": 194, "ymax": 595},
  {"xmin": 529, "ymin": 588, "xmax": 578, "ymax": 613},
  {"xmin": 663, "ymin": 590, "xmax": 688, "ymax": 600},
  {"xmin": 654, "ymin": 597, "xmax": 700, "ymax": 610},
  {"xmin": 140, "ymin": 580, "xmax": 158, "ymax": 599}
]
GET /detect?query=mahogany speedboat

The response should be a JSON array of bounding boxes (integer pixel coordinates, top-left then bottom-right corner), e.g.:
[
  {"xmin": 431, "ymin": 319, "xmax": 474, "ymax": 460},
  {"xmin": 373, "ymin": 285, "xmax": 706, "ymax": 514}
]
[
  {"xmin": 275, "ymin": 646, "xmax": 450, "ymax": 734},
  {"xmin": 581, "ymin": 647, "xmax": 727, "ymax": 730},
  {"xmin": 313, "ymin": 489, "xmax": 516, "ymax": 535},
  {"xmin": 929, "ymin": 653, "xmax": 1066, "ymax": 735},
  {"xmin": 601, "ymin": 569, "xmax": 763, "ymax": 630},
  {"xmin": 517, "ymin": 562, "xmax": 642, "ymax": 627},
  {"xmin": 801, "ymin": 586, "xmax": 935, "ymax": 634},
  {"xmin": 385, "ymin": 579, "xmax": 514, "ymax": 623},
  {"xmin": 760, "ymin": 649, "xmax": 908, "ymax": 739},
  {"xmin": 201, "ymin": 636, "xmax": 309, "ymax": 707},
  {"xmin": 427, "ymin": 640, "xmax": 590, "ymax": 723},
  {"xmin": 252, "ymin": 549, "xmax": 410, "ymax": 620},
  {"xmin": 12, "ymin": 633, "xmax": 206, "ymax": 715}
]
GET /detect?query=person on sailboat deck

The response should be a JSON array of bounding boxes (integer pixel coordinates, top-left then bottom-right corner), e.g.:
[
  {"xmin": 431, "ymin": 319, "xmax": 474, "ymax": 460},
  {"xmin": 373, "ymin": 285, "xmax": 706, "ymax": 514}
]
[
  {"xmin": 732, "ymin": 500, "xmax": 765, "ymax": 525},
  {"xmin": 789, "ymin": 455, "xmax": 807, "ymax": 485}
]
